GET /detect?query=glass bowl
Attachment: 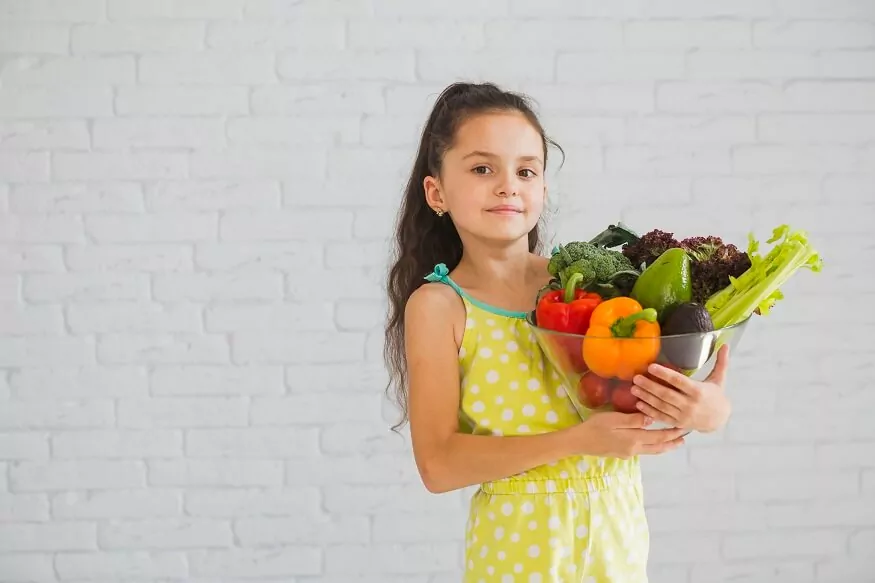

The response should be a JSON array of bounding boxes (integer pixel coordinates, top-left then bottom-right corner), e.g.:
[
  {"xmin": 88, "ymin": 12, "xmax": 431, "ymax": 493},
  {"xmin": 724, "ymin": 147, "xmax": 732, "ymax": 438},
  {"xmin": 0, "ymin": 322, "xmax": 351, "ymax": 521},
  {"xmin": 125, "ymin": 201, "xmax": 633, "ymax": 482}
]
[{"xmin": 526, "ymin": 311, "xmax": 750, "ymax": 428}]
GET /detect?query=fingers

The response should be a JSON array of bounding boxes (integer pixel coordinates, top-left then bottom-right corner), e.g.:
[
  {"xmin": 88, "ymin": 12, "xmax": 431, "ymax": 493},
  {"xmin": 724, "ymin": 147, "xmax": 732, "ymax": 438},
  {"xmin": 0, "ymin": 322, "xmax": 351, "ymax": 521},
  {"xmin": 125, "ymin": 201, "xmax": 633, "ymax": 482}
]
[
  {"xmin": 642, "ymin": 363, "xmax": 699, "ymax": 397},
  {"xmin": 639, "ymin": 435, "xmax": 686, "ymax": 455},
  {"xmin": 706, "ymin": 344, "xmax": 730, "ymax": 387},
  {"xmin": 615, "ymin": 412, "xmax": 654, "ymax": 429},
  {"xmin": 632, "ymin": 373, "xmax": 687, "ymax": 408},
  {"xmin": 634, "ymin": 399, "xmax": 678, "ymax": 426}
]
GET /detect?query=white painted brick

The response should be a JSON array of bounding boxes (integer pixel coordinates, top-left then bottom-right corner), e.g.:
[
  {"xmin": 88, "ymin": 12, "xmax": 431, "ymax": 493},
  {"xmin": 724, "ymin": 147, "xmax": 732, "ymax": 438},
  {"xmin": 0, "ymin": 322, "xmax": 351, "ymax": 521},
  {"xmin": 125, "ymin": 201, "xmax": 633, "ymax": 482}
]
[
  {"xmin": 52, "ymin": 489, "xmax": 181, "ymax": 519},
  {"xmin": 374, "ymin": 0, "xmax": 504, "ymax": 16},
  {"xmin": 690, "ymin": 562, "xmax": 815, "ymax": 583},
  {"xmin": 0, "ymin": 433, "xmax": 49, "ymax": 460},
  {"xmin": 286, "ymin": 267, "xmax": 383, "ymax": 302},
  {"xmin": 737, "ymin": 471, "xmax": 859, "ymax": 502},
  {"xmin": 11, "ymin": 460, "xmax": 145, "ymax": 491},
  {"xmin": 0, "ymin": 152, "xmax": 49, "ymax": 182},
  {"xmin": 325, "ymin": 240, "xmax": 391, "ymax": 269},
  {"xmin": 418, "ymin": 50, "xmax": 553, "ymax": 84},
  {"xmin": 148, "ymin": 459, "xmax": 283, "ymax": 487},
  {"xmin": 767, "ymin": 499, "xmax": 875, "ymax": 529},
  {"xmin": 321, "ymin": 422, "xmax": 408, "ymax": 455},
  {"xmin": 642, "ymin": 474, "xmax": 735, "ymax": 506},
  {"xmin": 558, "ymin": 51, "xmax": 686, "ymax": 82},
  {"xmin": 97, "ymin": 333, "xmax": 228, "ymax": 364},
  {"xmin": 65, "ymin": 244, "xmax": 193, "ymax": 272},
  {"xmin": 99, "ymin": 518, "xmax": 233, "ymax": 549},
  {"xmin": 24, "ymin": 273, "xmax": 149, "ymax": 302},
  {"xmin": 542, "ymin": 115, "xmax": 626, "ymax": 145},
  {"xmin": 816, "ymin": 559, "xmax": 873, "ymax": 583},
  {"xmin": 189, "ymin": 547, "xmax": 322, "ymax": 577},
  {"xmin": 511, "ymin": 0, "xmax": 644, "ymax": 17},
  {"xmin": 140, "ymin": 52, "xmax": 276, "ymax": 84},
  {"xmin": 285, "ymin": 176, "xmax": 405, "ymax": 207},
  {"xmin": 786, "ymin": 81, "xmax": 875, "ymax": 111},
  {"xmin": 817, "ymin": 442, "xmax": 875, "ymax": 469},
  {"xmin": 233, "ymin": 331, "xmax": 365, "ymax": 364},
  {"xmin": 55, "ymin": 551, "xmax": 188, "ymax": 580},
  {"xmin": 187, "ymin": 427, "xmax": 319, "ymax": 458},
  {"xmin": 0, "ymin": 215, "xmax": 83, "ymax": 243},
  {"xmin": 0, "ymin": 303, "xmax": 64, "ymax": 334},
  {"xmin": 287, "ymin": 454, "xmax": 420, "ymax": 487},
  {"xmin": 0, "ymin": 554, "xmax": 55, "ymax": 583},
  {"xmin": 360, "ymin": 114, "xmax": 426, "ymax": 147},
  {"xmin": 733, "ymin": 145, "xmax": 858, "ymax": 173},
  {"xmin": 251, "ymin": 394, "xmax": 382, "ymax": 425},
  {"xmin": 689, "ymin": 445, "xmax": 816, "ymax": 472},
  {"xmin": 67, "ymin": 302, "xmax": 202, "ymax": 334},
  {"xmin": 185, "ymin": 486, "xmax": 320, "ymax": 517},
  {"xmin": 278, "ymin": 50, "xmax": 414, "ymax": 82},
  {"xmin": 73, "ymin": 22, "xmax": 205, "ymax": 53},
  {"xmin": 0, "ymin": 87, "xmax": 113, "ymax": 118},
  {"xmin": 221, "ymin": 210, "xmax": 353, "ymax": 241},
  {"xmin": 145, "ymin": 180, "xmax": 280, "ymax": 211},
  {"xmin": 649, "ymin": 533, "xmax": 721, "ymax": 564},
  {"xmin": 52, "ymin": 429, "xmax": 182, "ymax": 458},
  {"xmin": 151, "ymin": 365, "xmax": 283, "ymax": 396},
  {"xmin": 54, "ymin": 152, "xmax": 188, "ymax": 180},
  {"xmin": 647, "ymin": 502, "xmax": 767, "ymax": 533},
  {"xmin": 118, "ymin": 397, "xmax": 247, "ymax": 428},
  {"xmin": 10, "ymin": 367, "xmax": 147, "ymax": 399},
  {"xmin": 606, "ymin": 145, "xmax": 731, "ymax": 175},
  {"xmin": 0, "ymin": 0, "xmax": 102, "ymax": 21},
  {"xmin": 324, "ymin": 543, "xmax": 461, "ymax": 574},
  {"xmin": 626, "ymin": 21, "xmax": 751, "ymax": 49},
  {"xmin": 625, "ymin": 115, "xmax": 755, "ymax": 143},
  {"xmin": 0, "ymin": 120, "xmax": 89, "ymax": 150},
  {"xmin": 93, "ymin": 118, "xmax": 225, "ymax": 148},
  {"xmin": 693, "ymin": 176, "xmax": 819, "ymax": 204},
  {"xmin": 1, "ymin": 55, "xmax": 135, "ymax": 86},
  {"xmin": 0, "ymin": 400, "xmax": 113, "ymax": 430},
  {"xmin": 227, "ymin": 115, "xmax": 360, "ymax": 146},
  {"xmin": 373, "ymin": 512, "xmax": 463, "ymax": 543},
  {"xmin": 285, "ymin": 363, "xmax": 388, "ymax": 393},
  {"xmin": 205, "ymin": 302, "xmax": 335, "ymax": 332},
  {"xmin": 488, "ymin": 21, "xmax": 622, "ymax": 49},
  {"xmin": 774, "ymin": 0, "xmax": 875, "ymax": 18},
  {"xmin": 335, "ymin": 299, "xmax": 384, "ymax": 331},
  {"xmin": 235, "ymin": 515, "xmax": 369, "ymax": 546},
  {"xmin": 0, "ymin": 522, "xmax": 96, "ymax": 551},
  {"xmin": 195, "ymin": 241, "xmax": 321, "ymax": 272},
  {"xmin": 657, "ymin": 81, "xmax": 787, "ymax": 113},
  {"xmin": 108, "ymin": 0, "xmax": 245, "ymax": 20},
  {"xmin": 531, "ymin": 83, "xmax": 658, "ymax": 114},
  {"xmin": 754, "ymin": 21, "xmax": 875, "ymax": 49},
  {"xmin": 0, "ymin": 494, "xmax": 47, "ymax": 523},
  {"xmin": 86, "ymin": 213, "xmax": 216, "ymax": 243},
  {"xmin": 11, "ymin": 182, "xmax": 143, "ymax": 213},
  {"xmin": 0, "ymin": 337, "xmax": 95, "ymax": 366},
  {"xmin": 117, "ymin": 86, "xmax": 249, "ymax": 116},
  {"xmin": 350, "ymin": 20, "xmax": 484, "ymax": 50},
  {"xmin": 208, "ymin": 21, "xmax": 344, "ymax": 49},
  {"xmin": 154, "ymin": 273, "xmax": 283, "ymax": 301},
  {"xmin": 190, "ymin": 148, "xmax": 325, "ymax": 179},
  {"xmin": 648, "ymin": 0, "xmax": 772, "ymax": 17},
  {"xmin": 724, "ymin": 530, "xmax": 847, "ymax": 560},
  {"xmin": 0, "ymin": 275, "xmax": 18, "ymax": 301},
  {"xmin": 759, "ymin": 114, "xmax": 875, "ymax": 143},
  {"xmin": 244, "ymin": 0, "xmax": 371, "ymax": 18},
  {"xmin": 252, "ymin": 83, "xmax": 385, "ymax": 115}
]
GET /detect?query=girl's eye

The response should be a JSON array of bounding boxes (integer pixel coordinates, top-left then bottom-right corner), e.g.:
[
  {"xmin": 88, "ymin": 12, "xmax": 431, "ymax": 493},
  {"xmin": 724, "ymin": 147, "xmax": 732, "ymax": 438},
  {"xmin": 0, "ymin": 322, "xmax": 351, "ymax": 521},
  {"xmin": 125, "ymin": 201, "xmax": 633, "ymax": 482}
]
[
  {"xmin": 519, "ymin": 169, "xmax": 537, "ymax": 178},
  {"xmin": 472, "ymin": 166, "xmax": 491, "ymax": 175}
]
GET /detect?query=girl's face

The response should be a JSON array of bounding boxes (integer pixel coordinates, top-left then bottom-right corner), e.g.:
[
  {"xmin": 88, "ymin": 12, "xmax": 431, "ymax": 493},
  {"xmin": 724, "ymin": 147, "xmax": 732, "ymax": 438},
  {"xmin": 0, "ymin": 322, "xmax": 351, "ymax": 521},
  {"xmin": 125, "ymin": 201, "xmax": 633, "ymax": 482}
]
[{"xmin": 424, "ymin": 111, "xmax": 547, "ymax": 248}]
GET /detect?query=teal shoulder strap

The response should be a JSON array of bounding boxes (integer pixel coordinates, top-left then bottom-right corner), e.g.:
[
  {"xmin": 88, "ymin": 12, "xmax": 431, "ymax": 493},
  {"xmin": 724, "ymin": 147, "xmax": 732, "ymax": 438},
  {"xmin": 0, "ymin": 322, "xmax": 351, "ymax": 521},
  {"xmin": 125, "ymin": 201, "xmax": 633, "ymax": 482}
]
[{"xmin": 424, "ymin": 263, "xmax": 466, "ymax": 297}]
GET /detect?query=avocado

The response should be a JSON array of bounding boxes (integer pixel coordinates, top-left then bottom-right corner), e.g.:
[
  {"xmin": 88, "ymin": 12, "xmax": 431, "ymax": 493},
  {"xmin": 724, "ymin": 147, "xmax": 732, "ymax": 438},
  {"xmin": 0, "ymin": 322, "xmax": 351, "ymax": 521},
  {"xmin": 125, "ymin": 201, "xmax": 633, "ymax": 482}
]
[
  {"xmin": 660, "ymin": 303, "xmax": 716, "ymax": 370},
  {"xmin": 630, "ymin": 247, "xmax": 692, "ymax": 323}
]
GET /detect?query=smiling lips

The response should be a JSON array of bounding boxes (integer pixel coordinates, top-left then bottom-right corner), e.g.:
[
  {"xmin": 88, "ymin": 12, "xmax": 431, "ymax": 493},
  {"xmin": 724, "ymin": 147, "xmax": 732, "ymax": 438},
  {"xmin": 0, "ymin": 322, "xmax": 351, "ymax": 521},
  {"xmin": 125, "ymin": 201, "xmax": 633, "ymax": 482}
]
[{"xmin": 487, "ymin": 205, "xmax": 523, "ymax": 214}]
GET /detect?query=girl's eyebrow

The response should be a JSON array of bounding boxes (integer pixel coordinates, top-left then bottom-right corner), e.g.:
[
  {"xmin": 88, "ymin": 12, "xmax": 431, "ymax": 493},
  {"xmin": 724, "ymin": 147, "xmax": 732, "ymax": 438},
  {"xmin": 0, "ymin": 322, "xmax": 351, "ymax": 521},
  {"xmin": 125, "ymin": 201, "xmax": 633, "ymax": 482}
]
[{"xmin": 462, "ymin": 150, "xmax": 544, "ymax": 165}]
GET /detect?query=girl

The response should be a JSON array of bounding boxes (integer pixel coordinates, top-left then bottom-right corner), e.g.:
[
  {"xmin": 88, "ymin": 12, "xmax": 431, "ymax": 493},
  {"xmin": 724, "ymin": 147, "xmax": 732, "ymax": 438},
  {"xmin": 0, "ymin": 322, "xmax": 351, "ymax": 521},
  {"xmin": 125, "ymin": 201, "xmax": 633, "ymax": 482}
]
[{"xmin": 384, "ymin": 82, "xmax": 731, "ymax": 582}]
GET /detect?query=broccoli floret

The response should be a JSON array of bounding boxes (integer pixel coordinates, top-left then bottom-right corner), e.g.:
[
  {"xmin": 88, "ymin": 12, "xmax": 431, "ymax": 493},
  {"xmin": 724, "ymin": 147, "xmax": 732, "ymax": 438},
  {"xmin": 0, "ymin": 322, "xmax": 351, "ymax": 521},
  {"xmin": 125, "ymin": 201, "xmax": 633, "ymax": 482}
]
[{"xmin": 548, "ymin": 242, "xmax": 640, "ymax": 292}]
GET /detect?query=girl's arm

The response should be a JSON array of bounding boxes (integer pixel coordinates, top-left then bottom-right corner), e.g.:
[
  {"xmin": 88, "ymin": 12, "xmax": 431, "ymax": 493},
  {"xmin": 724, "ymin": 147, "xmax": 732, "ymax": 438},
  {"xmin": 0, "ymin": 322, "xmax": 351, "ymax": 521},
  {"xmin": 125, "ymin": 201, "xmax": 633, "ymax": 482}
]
[{"xmin": 404, "ymin": 284, "xmax": 581, "ymax": 494}]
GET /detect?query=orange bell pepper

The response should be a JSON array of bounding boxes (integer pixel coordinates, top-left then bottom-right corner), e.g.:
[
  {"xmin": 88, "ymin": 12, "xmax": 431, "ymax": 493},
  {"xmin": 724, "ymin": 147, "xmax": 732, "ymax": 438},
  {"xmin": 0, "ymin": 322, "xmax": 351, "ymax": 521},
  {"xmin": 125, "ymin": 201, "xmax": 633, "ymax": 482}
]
[{"xmin": 581, "ymin": 296, "xmax": 661, "ymax": 381}]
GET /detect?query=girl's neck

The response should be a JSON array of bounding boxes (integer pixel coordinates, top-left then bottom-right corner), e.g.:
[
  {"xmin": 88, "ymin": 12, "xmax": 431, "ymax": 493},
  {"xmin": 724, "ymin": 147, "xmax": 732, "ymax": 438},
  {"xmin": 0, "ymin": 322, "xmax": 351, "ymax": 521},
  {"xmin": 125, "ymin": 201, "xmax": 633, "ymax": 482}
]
[{"xmin": 456, "ymin": 239, "xmax": 541, "ymax": 290}]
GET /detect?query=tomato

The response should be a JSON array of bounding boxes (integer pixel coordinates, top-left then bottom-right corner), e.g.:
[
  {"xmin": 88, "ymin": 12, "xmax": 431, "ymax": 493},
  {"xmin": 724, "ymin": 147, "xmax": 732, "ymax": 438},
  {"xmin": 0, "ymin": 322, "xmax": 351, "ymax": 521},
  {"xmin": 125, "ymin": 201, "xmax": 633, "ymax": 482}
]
[
  {"xmin": 578, "ymin": 371, "xmax": 611, "ymax": 409},
  {"xmin": 610, "ymin": 381, "xmax": 640, "ymax": 414},
  {"xmin": 557, "ymin": 336, "xmax": 587, "ymax": 374}
]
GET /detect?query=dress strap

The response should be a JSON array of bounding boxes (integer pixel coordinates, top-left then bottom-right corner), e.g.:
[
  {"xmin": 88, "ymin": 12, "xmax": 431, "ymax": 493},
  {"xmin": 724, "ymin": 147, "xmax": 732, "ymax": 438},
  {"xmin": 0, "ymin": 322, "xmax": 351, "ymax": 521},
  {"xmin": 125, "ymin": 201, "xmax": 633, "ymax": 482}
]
[{"xmin": 424, "ymin": 263, "xmax": 466, "ymax": 297}]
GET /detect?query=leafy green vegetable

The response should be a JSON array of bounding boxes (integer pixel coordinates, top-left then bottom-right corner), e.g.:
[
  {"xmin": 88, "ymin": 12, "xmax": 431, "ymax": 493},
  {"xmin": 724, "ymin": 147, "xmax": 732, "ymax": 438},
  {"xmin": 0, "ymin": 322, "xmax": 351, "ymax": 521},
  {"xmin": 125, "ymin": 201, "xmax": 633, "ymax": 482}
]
[
  {"xmin": 547, "ymin": 241, "xmax": 641, "ymax": 297},
  {"xmin": 704, "ymin": 224, "xmax": 823, "ymax": 329}
]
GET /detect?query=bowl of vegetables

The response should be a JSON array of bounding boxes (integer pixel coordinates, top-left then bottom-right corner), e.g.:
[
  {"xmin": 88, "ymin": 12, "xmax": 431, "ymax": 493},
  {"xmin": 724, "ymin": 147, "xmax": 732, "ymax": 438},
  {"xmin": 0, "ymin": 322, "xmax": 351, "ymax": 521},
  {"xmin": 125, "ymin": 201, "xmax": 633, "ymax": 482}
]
[{"xmin": 529, "ymin": 222, "xmax": 823, "ymax": 423}]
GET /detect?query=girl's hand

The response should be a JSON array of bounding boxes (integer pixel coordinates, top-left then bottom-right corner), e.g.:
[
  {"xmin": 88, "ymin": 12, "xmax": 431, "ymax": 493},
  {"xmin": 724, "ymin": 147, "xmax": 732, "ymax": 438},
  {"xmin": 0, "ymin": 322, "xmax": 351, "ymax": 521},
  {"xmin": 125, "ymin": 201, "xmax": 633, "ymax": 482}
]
[
  {"xmin": 571, "ymin": 411, "xmax": 688, "ymax": 460},
  {"xmin": 630, "ymin": 344, "xmax": 732, "ymax": 433}
]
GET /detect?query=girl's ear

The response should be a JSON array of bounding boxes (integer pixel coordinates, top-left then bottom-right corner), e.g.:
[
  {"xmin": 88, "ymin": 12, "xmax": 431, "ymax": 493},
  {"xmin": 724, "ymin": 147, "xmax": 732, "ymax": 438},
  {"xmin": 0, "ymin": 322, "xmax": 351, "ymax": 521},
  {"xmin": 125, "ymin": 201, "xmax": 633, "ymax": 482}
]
[{"xmin": 423, "ymin": 175, "xmax": 445, "ymax": 213}]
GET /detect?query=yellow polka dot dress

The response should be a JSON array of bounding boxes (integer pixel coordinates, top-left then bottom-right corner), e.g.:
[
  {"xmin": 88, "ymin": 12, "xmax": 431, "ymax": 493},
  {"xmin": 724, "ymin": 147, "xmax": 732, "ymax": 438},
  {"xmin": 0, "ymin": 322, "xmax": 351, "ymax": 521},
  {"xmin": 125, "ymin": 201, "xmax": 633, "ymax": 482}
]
[{"xmin": 425, "ymin": 264, "xmax": 651, "ymax": 583}]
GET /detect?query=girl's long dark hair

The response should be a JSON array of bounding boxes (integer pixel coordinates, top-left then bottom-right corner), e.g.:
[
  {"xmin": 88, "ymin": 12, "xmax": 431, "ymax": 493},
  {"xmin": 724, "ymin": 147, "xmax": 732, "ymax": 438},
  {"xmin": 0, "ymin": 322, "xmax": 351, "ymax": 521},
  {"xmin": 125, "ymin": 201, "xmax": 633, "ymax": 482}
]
[{"xmin": 383, "ymin": 81, "xmax": 563, "ymax": 432}]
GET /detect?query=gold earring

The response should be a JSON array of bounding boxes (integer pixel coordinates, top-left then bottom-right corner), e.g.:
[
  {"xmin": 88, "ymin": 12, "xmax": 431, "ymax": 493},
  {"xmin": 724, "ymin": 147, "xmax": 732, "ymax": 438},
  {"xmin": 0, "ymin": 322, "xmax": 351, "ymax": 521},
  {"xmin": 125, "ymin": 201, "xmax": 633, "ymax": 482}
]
[{"xmin": 435, "ymin": 208, "xmax": 444, "ymax": 217}]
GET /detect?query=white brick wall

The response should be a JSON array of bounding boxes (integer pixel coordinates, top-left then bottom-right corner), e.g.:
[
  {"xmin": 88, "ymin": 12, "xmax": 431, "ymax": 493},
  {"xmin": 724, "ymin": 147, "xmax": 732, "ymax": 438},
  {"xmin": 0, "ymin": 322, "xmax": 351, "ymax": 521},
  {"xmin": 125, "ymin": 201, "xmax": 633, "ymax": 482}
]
[{"xmin": 1, "ymin": 1, "xmax": 874, "ymax": 581}]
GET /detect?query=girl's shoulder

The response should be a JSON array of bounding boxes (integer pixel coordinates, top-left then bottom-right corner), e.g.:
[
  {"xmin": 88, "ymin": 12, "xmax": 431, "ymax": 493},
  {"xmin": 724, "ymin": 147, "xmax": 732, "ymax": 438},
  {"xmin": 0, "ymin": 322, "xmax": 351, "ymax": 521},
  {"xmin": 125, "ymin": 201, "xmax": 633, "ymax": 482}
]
[{"xmin": 405, "ymin": 279, "xmax": 467, "ymax": 346}]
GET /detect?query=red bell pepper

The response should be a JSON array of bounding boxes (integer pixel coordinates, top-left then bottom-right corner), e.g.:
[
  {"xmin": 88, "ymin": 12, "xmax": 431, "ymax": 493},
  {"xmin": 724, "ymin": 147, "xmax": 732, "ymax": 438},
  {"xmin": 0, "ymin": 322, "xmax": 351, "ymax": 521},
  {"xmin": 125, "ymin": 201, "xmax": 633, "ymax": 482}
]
[{"xmin": 535, "ymin": 272, "xmax": 602, "ymax": 335}]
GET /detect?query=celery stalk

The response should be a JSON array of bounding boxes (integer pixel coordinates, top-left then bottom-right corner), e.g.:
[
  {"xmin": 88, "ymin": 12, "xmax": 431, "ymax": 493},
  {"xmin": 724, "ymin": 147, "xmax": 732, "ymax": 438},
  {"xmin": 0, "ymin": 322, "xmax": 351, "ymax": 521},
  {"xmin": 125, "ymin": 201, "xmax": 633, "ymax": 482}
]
[{"xmin": 704, "ymin": 224, "xmax": 823, "ymax": 329}]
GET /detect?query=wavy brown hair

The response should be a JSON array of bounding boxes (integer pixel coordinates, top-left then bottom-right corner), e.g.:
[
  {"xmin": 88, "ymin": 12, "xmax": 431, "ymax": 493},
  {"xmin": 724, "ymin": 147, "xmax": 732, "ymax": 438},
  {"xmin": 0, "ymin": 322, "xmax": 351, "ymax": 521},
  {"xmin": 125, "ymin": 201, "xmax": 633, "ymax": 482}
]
[{"xmin": 383, "ymin": 81, "xmax": 563, "ymax": 432}]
